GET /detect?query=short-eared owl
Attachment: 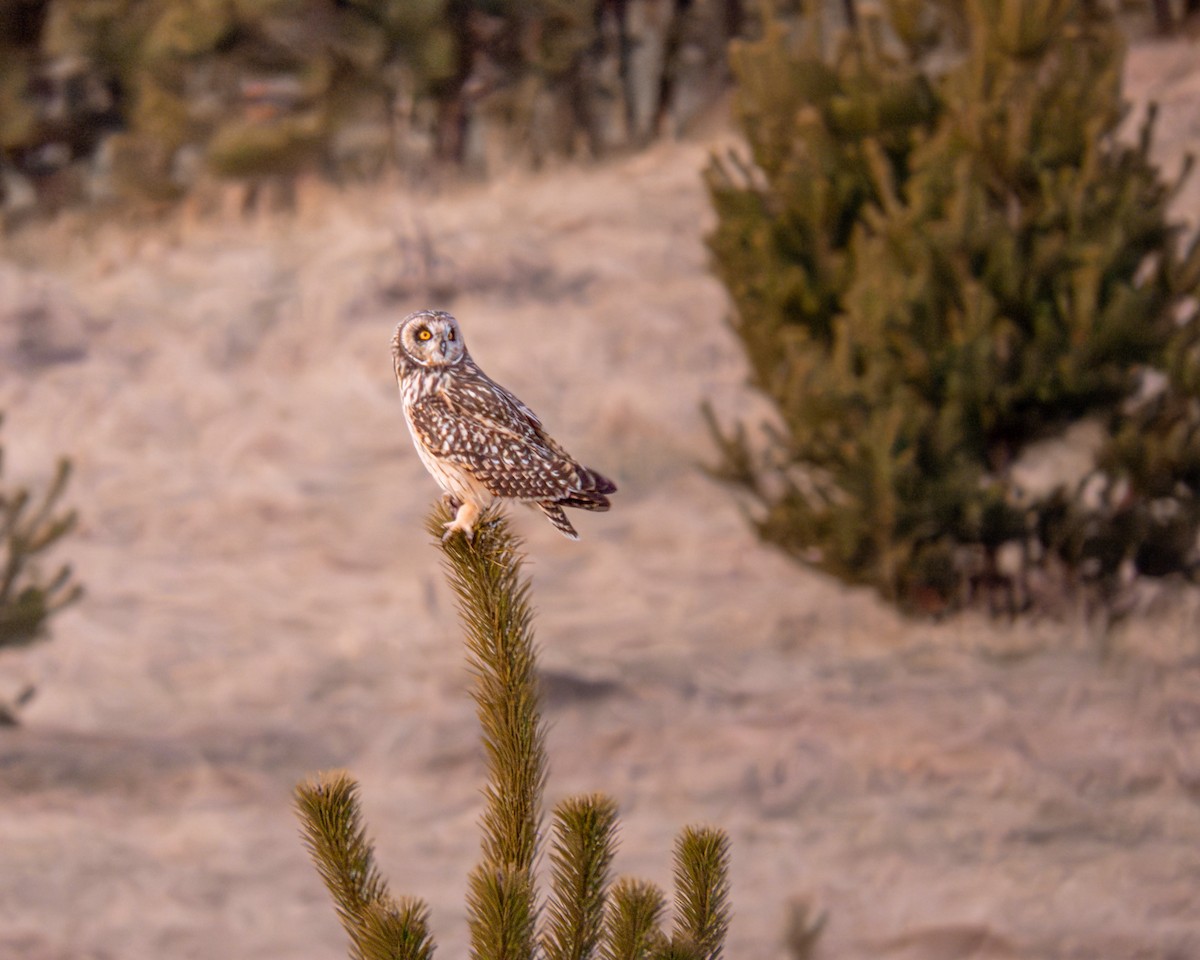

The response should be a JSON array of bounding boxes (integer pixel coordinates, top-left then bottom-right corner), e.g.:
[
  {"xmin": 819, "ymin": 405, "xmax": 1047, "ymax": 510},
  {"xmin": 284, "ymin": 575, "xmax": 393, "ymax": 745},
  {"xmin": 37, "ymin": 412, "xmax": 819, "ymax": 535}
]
[{"xmin": 392, "ymin": 309, "xmax": 617, "ymax": 541}]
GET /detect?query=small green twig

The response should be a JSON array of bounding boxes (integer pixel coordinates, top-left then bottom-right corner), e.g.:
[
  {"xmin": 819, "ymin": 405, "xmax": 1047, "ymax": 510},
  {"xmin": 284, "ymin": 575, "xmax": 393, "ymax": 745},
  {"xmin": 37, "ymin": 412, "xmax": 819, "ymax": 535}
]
[{"xmin": 295, "ymin": 771, "xmax": 434, "ymax": 960}]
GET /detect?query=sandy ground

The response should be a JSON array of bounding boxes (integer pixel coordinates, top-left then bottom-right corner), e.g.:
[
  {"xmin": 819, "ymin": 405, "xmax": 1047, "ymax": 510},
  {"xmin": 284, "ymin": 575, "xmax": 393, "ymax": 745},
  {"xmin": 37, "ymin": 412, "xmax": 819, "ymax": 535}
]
[{"xmin": 2, "ymin": 36, "xmax": 1200, "ymax": 960}]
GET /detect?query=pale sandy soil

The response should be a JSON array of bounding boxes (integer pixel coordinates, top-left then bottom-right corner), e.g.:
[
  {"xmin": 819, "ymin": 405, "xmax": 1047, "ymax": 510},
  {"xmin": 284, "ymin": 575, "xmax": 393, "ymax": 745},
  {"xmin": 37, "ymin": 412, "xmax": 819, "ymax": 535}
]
[{"xmin": 2, "ymin": 37, "xmax": 1200, "ymax": 960}]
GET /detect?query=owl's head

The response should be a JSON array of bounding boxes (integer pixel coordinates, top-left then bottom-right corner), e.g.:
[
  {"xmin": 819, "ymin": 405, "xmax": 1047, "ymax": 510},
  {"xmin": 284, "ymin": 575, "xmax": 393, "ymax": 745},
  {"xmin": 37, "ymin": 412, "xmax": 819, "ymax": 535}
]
[{"xmin": 393, "ymin": 310, "xmax": 468, "ymax": 370}]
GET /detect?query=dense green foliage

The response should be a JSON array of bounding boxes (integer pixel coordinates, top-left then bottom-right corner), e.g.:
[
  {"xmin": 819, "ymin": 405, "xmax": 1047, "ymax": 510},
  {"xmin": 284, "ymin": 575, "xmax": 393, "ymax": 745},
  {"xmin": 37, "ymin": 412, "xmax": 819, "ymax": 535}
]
[
  {"xmin": 296, "ymin": 506, "xmax": 732, "ymax": 960},
  {"xmin": 1, "ymin": 0, "xmax": 737, "ymax": 209},
  {"xmin": 705, "ymin": 0, "xmax": 1200, "ymax": 612}
]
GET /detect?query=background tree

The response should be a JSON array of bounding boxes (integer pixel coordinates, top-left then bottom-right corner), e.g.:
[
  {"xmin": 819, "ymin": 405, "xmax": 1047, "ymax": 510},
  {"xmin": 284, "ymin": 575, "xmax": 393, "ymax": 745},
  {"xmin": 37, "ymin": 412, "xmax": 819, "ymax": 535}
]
[
  {"xmin": 1, "ymin": 0, "xmax": 743, "ymax": 213},
  {"xmin": 705, "ymin": 0, "xmax": 1200, "ymax": 613}
]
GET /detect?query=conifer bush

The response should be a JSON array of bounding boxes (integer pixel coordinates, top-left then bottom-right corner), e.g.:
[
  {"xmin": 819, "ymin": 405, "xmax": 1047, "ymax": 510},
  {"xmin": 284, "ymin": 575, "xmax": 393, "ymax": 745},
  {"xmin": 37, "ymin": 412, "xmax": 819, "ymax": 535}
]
[
  {"xmin": 296, "ymin": 505, "xmax": 732, "ymax": 960},
  {"xmin": 0, "ymin": 412, "xmax": 82, "ymax": 723},
  {"xmin": 0, "ymin": 413, "xmax": 82, "ymax": 651},
  {"xmin": 704, "ymin": 0, "xmax": 1200, "ymax": 612}
]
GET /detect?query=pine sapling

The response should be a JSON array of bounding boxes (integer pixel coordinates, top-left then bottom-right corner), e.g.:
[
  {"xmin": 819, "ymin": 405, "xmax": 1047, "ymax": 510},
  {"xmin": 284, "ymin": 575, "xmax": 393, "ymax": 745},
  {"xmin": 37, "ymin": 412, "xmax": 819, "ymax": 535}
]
[{"xmin": 296, "ymin": 505, "xmax": 732, "ymax": 960}]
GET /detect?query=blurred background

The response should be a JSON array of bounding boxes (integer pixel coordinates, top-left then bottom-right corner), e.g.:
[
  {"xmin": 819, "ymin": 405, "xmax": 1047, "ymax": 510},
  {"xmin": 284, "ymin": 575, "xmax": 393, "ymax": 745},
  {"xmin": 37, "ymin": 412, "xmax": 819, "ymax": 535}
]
[{"xmin": 2, "ymin": 1, "xmax": 1200, "ymax": 958}]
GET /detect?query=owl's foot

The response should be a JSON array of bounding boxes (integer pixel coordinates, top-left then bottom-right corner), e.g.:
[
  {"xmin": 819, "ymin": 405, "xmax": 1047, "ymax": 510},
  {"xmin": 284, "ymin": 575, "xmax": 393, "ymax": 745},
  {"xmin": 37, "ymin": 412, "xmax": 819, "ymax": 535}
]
[
  {"xmin": 442, "ymin": 501, "xmax": 481, "ymax": 543},
  {"xmin": 441, "ymin": 493, "xmax": 463, "ymax": 511}
]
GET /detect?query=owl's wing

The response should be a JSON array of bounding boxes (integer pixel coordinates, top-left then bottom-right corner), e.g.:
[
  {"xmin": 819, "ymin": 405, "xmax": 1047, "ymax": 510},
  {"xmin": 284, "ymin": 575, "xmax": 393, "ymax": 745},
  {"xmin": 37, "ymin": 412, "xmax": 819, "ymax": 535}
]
[
  {"xmin": 439, "ymin": 365, "xmax": 548, "ymax": 442},
  {"xmin": 407, "ymin": 393, "xmax": 579, "ymax": 500}
]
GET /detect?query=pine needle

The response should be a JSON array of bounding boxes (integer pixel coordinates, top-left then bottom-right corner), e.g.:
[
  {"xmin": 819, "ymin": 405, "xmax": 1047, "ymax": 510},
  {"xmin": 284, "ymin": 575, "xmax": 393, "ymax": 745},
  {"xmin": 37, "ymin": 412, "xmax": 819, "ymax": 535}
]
[
  {"xmin": 358, "ymin": 899, "xmax": 436, "ymax": 960},
  {"xmin": 670, "ymin": 827, "xmax": 731, "ymax": 960},
  {"xmin": 294, "ymin": 771, "xmax": 433, "ymax": 960},
  {"xmin": 543, "ymin": 793, "xmax": 620, "ymax": 960},
  {"xmin": 650, "ymin": 939, "xmax": 704, "ymax": 960},
  {"xmin": 466, "ymin": 863, "xmax": 537, "ymax": 960},
  {"xmin": 601, "ymin": 878, "xmax": 667, "ymax": 960}
]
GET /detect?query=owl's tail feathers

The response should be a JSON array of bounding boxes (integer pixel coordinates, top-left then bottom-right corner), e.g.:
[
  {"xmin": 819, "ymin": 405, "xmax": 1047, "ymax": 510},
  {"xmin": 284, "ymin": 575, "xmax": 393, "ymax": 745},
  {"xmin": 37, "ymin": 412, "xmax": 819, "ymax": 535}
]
[
  {"xmin": 537, "ymin": 501, "xmax": 580, "ymax": 540},
  {"xmin": 585, "ymin": 469, "xmax": 617, "ymax": 496},
  {"xmin": 540, "ymin": 466, "xmax": 616, "ymax": 536},
  {"xmin": 557, "ymin": 491, "xmax": 611, "ymax": 512},
  {"xmin": 570, "ymin": 466, "xmax": 616, "ymax": 505},
  {"xmin": 561, "ymin": 466, "xmax": 616, "ymax": 513}
]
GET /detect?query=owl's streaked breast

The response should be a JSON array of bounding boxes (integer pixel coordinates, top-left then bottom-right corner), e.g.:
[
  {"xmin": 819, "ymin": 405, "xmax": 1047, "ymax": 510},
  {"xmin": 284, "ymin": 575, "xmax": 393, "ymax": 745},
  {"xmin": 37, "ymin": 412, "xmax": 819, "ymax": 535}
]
[{"xmin": 400, "ymin": 367, "xmax": 495, "ymax": 509}]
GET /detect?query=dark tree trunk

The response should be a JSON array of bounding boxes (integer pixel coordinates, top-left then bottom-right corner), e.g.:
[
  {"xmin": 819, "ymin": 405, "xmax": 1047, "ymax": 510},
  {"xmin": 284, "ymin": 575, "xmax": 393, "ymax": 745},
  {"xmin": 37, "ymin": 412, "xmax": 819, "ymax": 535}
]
[{"xmin": 1152, "ymin": 0, "xmax": 1173, "ymax": 32}]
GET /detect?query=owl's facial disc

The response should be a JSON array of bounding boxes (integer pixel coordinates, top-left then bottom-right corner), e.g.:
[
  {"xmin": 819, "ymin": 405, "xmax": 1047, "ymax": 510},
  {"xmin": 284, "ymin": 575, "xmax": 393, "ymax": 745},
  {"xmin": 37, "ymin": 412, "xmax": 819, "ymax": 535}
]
[{"xmin": 401, "ymin": 311, "xmax": 465, "ymax": 367}]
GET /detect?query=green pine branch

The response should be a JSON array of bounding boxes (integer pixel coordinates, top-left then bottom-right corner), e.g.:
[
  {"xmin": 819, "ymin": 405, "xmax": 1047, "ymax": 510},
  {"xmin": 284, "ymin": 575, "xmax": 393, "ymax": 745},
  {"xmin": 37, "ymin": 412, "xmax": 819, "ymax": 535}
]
[
  {"xmin": 651, "ymin": 940, "xmax": 703, "ymax": 960},
  {"xmin": 670, "ymin": 828, "xmax": 731, "ymax": 960},
  {"xmin": 297, "ymin": 505, "xmax": 733, "ymax": 960},
  {"xmin": 467, "ymin": 862, "xmax": 538, "ymax": 960},
  {"xmin": 0, "ymin": 412, "xmax": 83, "ymax": 652},
  {"xmin": 428, "ymin": 502, "xmax": 546, "ymax": 958},
  {"xmin": 294, "ymin": 771, "xmax": 434, "ymax": 960},
  {"xmin": 543, "ymin": 794, "xmax": 620, "ymax": 960},
  {"xmin": 601, "ymin": 878, "xmax": 668, "ymax": 960}
]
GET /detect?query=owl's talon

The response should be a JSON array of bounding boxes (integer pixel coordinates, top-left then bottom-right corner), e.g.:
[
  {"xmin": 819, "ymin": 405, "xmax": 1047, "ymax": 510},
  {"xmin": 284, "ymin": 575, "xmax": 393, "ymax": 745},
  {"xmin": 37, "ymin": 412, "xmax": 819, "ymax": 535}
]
[
  {"xmin": 441, "ymin": 521, "xmax": 474, "ymax": 543},
  {"xmin": 440, "ymin": 500, "xmax": 480, "ymax": 543}
]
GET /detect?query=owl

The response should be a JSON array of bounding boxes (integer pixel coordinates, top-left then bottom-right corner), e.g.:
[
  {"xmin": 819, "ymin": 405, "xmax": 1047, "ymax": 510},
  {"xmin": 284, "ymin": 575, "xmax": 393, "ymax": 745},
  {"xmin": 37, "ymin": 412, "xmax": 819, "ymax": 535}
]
[{"xmin": 392, "ymin": 309, "xmax": 617, "ymax": 541}]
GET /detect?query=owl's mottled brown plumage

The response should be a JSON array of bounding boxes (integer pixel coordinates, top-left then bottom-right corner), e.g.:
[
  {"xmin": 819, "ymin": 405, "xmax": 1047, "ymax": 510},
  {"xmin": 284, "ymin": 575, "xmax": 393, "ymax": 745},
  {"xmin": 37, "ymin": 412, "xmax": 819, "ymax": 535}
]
[{"xmin": 392, "ymin": 309, "xmax": 616, "ymax": 541}]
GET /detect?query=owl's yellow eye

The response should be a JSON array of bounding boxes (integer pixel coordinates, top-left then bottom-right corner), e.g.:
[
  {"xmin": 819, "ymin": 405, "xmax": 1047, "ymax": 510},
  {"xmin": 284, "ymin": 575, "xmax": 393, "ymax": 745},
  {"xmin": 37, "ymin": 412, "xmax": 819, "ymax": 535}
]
[
  {"xmin": 417, "ymin": 329, "xmax": 432, "ymax": 341},
  {"xmin": 447, "ymin": 329, "xmax": 456, "ymax": 341}
]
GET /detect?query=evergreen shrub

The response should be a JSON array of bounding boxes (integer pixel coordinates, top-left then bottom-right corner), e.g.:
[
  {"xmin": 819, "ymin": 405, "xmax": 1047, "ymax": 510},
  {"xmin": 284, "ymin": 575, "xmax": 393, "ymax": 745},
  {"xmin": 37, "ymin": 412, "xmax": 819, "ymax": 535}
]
[
  {"xmin": 0, "ymin": 412, "xmax": 82, "ymax": 651},
  {"xmin": 705, "ymin": 0, "xmax": 1200, "ymax": 613}
]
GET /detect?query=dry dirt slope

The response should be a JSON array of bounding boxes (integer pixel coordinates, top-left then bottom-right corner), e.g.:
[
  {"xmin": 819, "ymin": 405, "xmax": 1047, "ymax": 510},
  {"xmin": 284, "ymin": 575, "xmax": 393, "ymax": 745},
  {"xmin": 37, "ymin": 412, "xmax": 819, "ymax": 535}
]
[{"xmin": 1, "ymin": 37, "xmax": 1200, "ymax": 960}]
